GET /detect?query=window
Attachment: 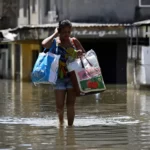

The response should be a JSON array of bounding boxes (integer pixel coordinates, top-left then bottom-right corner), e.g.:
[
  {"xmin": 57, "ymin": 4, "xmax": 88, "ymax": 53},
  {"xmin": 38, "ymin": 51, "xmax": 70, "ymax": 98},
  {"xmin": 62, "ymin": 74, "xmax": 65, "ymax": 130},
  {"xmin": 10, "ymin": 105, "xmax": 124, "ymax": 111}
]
[
  {"xmin": 32, "ymin": 50, "xmax": 39, "ymax": 68},
  {"xmin": 45, "ymin": 0, "xmax": 50, "ymax": 16},
  {"xmin": 141, "ymin": 0, "xmax": 150, "ymax": 5},
  {"xmin": 23, "ymin": 0, "xmax": 28, "ymax": 17},
  {"xmin": 139, "ymin": 0, "xmax": 150, "ymax": 7},
  {"xmin": 32, "ymin": 0, "xmax": 36, "ymax": 13}
]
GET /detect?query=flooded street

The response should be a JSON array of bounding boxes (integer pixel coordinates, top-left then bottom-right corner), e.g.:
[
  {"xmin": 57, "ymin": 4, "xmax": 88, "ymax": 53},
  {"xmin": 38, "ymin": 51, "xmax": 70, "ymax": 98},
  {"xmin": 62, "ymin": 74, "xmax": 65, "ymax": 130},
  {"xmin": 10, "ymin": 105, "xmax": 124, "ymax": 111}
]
[{"xmin": 0, "ymin": 80, "xmax": 150, "ymax": 150}]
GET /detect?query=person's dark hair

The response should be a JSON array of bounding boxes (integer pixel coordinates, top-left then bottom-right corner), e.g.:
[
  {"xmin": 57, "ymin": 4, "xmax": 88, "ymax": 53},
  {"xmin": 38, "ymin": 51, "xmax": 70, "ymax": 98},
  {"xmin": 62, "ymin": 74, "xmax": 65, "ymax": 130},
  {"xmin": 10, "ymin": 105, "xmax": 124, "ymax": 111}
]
[{"xmin": 58, "ymin": 20, "xmax": 72, "ymax": 33}]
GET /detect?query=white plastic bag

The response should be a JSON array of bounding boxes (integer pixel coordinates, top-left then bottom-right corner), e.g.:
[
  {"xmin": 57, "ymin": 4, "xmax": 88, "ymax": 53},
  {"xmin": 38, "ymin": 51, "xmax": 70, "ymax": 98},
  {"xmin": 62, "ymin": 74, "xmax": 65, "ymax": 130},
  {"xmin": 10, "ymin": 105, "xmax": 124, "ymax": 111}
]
[
  {"xmin": 67, "ymin": 49, "xmax": 99, "ymax": 72},
  {"xmin": 67, "ymin": 58, "xmax": 82, "ymax": 72}
]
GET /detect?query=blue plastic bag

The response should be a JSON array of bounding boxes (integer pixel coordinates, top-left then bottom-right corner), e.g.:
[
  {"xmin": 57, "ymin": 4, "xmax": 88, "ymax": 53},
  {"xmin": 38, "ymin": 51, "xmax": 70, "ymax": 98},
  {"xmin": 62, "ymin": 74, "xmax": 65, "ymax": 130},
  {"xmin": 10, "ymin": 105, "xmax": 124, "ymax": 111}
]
[{"xmin": 31, "ymin": 40, "xmax": 60, "ymax": 85}]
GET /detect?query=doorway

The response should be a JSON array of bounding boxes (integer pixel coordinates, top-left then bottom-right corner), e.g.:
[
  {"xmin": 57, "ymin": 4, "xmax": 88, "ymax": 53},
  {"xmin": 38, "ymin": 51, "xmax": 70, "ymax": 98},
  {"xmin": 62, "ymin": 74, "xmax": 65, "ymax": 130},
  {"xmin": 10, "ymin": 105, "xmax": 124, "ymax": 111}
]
[
  {"xmin": 32, "ymin": 50, "xmax": 39, "ymax": 69},
  {"xmin": 80, "ymin": 38, "xmax": 127, "ymax": 84},
  {"xmin": 0, "ymin": 48, "xmax": 8, "ymax": 78},
  {"xmin": 15, "ymin": 44, "xmax": 21, "ymax": 81}
]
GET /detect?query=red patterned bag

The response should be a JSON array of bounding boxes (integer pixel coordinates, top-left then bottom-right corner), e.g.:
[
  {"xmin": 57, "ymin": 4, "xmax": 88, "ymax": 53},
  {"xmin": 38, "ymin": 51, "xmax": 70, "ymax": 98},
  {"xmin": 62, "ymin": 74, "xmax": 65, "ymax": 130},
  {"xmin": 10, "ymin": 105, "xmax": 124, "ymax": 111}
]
[{"xmin": 67, "ymin": 50, "xmax": 106, "ymax": 96}]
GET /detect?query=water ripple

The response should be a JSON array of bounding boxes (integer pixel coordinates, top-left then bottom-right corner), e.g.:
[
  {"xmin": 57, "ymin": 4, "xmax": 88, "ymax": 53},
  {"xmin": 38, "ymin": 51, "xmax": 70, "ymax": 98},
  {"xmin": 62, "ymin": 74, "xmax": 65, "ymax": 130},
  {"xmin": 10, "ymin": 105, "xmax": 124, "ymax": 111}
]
[{"xmin": 0, "ymin": 115, "xmax": 139, "ymax": 127}]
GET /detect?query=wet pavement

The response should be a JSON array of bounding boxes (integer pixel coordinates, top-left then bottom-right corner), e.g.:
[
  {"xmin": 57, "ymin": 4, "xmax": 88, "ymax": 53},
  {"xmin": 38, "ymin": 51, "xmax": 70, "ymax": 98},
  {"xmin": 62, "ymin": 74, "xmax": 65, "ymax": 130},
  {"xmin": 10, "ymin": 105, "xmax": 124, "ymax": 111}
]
[{"xmin": 0, "ymin": 80, "xmax": 150, "ymax": 150}]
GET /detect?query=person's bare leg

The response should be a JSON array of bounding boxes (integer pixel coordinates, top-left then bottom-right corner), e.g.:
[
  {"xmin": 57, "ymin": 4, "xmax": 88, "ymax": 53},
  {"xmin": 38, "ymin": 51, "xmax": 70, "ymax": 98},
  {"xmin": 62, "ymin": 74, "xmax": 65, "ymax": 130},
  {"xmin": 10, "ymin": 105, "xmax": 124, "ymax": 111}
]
[
  {"xmin": 66, "ymin": 88, "xmax": 76, "ymax": 126},
  {"xmin": 55, "ymin": 90, "xmax": 66, "ymax": 125}
]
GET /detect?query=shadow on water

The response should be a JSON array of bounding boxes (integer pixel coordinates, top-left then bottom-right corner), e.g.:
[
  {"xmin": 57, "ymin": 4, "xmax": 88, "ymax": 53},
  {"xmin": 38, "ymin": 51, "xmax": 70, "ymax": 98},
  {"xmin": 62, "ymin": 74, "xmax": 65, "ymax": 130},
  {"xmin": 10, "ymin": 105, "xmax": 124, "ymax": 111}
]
[{"xmin": 0, "ymin": 80, "xmax": 150, "ymax": 149}]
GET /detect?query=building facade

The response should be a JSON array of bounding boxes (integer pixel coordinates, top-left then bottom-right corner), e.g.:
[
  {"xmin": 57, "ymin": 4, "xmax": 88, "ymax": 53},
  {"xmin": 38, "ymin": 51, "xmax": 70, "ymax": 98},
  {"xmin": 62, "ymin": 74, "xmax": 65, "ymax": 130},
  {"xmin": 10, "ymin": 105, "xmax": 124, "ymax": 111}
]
[
  {"xmin": 57, "ymin": 0, "xmax": 150, "ymax": 23},
  {"xmin": 18, "ymin": 0, "xmax": 57, "ymax": 25},
  {"xmin": 17, "ymin": 0, "xmax": 150, "ymax": 25},
  {"xmin": 0, "ymin": 0, "xmax": 19, "ymax": 79},
  {"xmin": 1, "ymin": 0, "xmax": 150, "ymax": 86},
  {"xmin": 0, "ymin": 0, "xmax": 19, "ymax": 29}
]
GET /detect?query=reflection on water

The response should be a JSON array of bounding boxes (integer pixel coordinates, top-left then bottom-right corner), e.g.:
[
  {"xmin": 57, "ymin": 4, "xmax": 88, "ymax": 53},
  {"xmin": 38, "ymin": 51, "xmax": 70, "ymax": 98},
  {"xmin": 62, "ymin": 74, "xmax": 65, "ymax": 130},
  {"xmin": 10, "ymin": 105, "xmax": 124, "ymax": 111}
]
[{"xmin": 0, "ymin": 80, "xmax": 150, "ymax": 149}]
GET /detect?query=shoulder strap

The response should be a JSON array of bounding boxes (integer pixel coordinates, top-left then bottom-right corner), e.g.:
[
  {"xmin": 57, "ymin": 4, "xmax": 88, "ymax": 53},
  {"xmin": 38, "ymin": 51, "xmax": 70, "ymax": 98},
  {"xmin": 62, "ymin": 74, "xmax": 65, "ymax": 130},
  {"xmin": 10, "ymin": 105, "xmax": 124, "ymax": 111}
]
[
  {"xmin": 71, "ymin": 38, "xmax": 77, "ymax": 50},
  {"xmin": 54, "ymin": 38, "xmax": 58, "ymax": 53},
  {"xmin": 43, "ymin": 38, "xmax": 58, "ymax": 53}
]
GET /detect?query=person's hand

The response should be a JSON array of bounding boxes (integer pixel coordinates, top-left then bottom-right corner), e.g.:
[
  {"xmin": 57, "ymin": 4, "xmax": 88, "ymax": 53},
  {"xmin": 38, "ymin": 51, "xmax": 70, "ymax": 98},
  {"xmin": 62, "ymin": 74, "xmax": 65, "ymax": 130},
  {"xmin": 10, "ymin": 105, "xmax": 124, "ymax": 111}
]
[{"xmin": 76, "ymin": 50, "xmax": 84, "ymax": 58}]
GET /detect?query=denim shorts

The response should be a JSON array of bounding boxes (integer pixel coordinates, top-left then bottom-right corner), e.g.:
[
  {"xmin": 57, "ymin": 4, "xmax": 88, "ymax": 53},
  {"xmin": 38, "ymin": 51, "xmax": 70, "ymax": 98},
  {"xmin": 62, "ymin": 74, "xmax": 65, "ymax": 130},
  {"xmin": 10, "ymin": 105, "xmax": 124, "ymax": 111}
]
[{"xmin": 54, "ymin": 77, "xmax": 73, "ymax": 90}]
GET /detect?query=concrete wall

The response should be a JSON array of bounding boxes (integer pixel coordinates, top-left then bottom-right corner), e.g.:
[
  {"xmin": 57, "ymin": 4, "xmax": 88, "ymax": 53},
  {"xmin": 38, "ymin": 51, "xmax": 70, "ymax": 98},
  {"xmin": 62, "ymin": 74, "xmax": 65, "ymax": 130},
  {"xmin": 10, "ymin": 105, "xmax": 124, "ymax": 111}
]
[
  {"xmin": 40, "ymin": 0, "xmax": 57, "ymax": 24},
  {"xmin": 18, "ymin": 0, "xmax": 57, "ymax": 25},
  {"xmin": 17, "ymin": 0, "xmax": 150, "ymax": 25},
  {"xmin": 18, "ymin": 0, "xmax": 39, "ymax": 25},
  {"xmin": 138, "ymin": 7, "xmax": 150, "ymax": 21},
  {"xmin": 21, "ymin": 43, "xmax": 40, "ymax": 81},
  {"xmin": 57, "ymin": 0, "xmax": 137, "ymax": 23},
  {"xmin": 10, "ymin": 42, "xmax": 40, "ymax": 81},
  {"xmin": 136, "ymin": 46, "xmax": 150, "ymax": 85},
  {"xmin": 30, "ymin": 0, "xmax": 39, "ymax": 25},
  {"xmin": 57, "ymin": 0, "xmax": 150, "ymax": 23},
  {"xmin": 127, "ymin": 46, "xmax": 150, "ymax": 88}
]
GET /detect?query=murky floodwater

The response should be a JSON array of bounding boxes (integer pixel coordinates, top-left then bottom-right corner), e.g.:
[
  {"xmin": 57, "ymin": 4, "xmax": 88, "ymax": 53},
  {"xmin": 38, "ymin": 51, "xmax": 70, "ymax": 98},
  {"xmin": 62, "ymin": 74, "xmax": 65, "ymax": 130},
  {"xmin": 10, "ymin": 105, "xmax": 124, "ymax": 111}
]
[{"xmin": 0, "ymin": 80, "xmax": 150, "ymax": 150}]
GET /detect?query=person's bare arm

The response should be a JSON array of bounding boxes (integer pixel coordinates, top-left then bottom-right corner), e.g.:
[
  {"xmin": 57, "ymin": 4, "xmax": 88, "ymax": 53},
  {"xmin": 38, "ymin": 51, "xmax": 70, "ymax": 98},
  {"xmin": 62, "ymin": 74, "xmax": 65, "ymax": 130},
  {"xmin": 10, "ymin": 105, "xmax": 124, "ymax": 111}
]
[
  {"xmin": 41, "ymin": 28, "xmax": 58, "ymax": 49},
  {"xmin": 72, "ymin": 37, "xmax": 86, "ymax": 57},
  {"xmin": 73, "ymin": 37, "xmax": 86, "ymax": 53}
]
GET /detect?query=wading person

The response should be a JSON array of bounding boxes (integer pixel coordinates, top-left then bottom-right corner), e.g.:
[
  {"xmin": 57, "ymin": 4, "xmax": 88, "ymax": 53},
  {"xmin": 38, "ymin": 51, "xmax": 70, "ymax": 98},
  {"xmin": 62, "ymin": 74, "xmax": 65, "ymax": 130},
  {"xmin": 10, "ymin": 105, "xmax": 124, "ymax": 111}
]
[{"xmin": 42, "ymin": 20, "xmax": 85, "ymax": 126}]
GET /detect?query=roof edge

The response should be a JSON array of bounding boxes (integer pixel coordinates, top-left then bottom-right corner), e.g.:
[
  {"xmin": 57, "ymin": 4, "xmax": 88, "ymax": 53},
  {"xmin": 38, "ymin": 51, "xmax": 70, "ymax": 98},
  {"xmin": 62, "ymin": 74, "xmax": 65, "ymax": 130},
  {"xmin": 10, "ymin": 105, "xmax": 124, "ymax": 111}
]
[{"xmin": 8, "ymin": 22, "xmax": 131, "ymax": 32}]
